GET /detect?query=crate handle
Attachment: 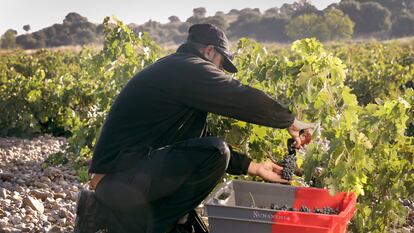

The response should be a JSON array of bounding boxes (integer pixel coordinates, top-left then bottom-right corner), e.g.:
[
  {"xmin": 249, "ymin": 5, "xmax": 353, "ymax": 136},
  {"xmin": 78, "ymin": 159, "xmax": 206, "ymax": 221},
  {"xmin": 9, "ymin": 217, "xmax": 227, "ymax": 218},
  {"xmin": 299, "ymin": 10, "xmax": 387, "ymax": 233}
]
[{"xmin": 212, "ymin": 186, "xmax": 233, "ymax": 205}]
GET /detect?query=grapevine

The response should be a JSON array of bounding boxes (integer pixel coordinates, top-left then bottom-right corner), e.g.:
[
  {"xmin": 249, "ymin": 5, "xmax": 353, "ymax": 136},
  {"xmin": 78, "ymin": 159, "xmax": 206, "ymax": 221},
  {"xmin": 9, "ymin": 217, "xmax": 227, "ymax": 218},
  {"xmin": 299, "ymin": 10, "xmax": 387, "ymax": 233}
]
[{"xmin": 0, "ymin": 18, "xmax": 413, "ymax": 232}]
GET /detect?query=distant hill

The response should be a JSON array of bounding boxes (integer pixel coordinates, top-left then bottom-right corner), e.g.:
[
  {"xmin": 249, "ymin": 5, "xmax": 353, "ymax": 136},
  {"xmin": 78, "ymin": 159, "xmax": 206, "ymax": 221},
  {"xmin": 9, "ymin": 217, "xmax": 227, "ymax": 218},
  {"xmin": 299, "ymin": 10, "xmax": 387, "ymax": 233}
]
[{"xmin": 1, "ymin": 0, "xmax": 413, "ymax": 49}]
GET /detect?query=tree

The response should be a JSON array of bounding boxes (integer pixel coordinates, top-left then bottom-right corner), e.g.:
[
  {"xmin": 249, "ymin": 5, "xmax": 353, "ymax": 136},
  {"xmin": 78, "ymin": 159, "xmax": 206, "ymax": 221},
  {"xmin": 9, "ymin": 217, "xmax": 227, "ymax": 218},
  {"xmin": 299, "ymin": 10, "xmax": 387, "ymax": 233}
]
[
  {"xmin": 1, "ymin": 29, "xmax": 17, "ymax": 49},
  {"xmin": 193, "ymin": 7, "xmax": 206, "ymax": 18},
  {"xmin": 171, "ymin": 31, "xmax": 187, "ymax": 44},
  {"xmin": 14, "ymin": 12, "xmax": 99, "ymax": 49},
  {"xmin": 228, "ymin": 9, "xmax": 240, "ymax": 15},
  {"xmin": 285, "ymin": 9, "xmax": 354, "ymax": 41},
  {"xmin": 75, "ymin": 29, "xmax": 96, "ymax": 45},
  {"xmin": 215, "ymin": 11, "xmax": 225, "ymax": 17},
  {"xmin": 168, "ymin": 16, "xmax": 180, "ymax": 23},
  {"xmin": 43, "ymin": 27, "xmax": 57, "ymax": 38},
  {"xmin": 292, "ymin": 1, "xmax": 320, "ymax": 17},
  {"xmin": 264, "ymin": 7, "xmax": 280, "ymax": 16},
  {"xmin": 285, "ymin": 14, "xmax": 330, "ymax": 41},
  {"xmin": 23, "ymin": 25, "xmax": 31, "ymax": 33},
  {"xmin": 187, "ymin": 7, "xmax": 208, "ymax": 24},
  {"xmin": 358, "ymin": 2, "xmax": 391, "ymax": 34},
  {"xmin": 199, "ymin": 15, "xmax": 229, "ymax": 31},
  {"xmin": 178, "ymin": 23, "xmax": 191, "ymax": 33},
  {"xmin": 337, "ymin": 1, "xmax": 362, "ymax": 34},
  {"xmin": 337, "ymin": 1, "xmax": 360, "ymax": 20},
  {"xmin": 353, "ymin": 0, "xmax": 414, "ymax": 17},
  {"xmin": 32, "ymin": 31, "xmax": 47, "ymax": 48},
  {"xmin": 391, "ymin": 13, "xmax": 414, "ymax": 37},
  {"xmin": 279, "ymin": 1, "xmax": 319, "ymax": 18},
  {"xmin": 63, "ymin": 12, "xmax": 88, "ymax": 25},
  {"xmin": 16, "ymin": 34, "xmax": 38, "ymax": 48},
  {"xmin": 338, "ymin": 1, "xmax": 391, "ymax": 35},
  {"xmin": 228, "ymin": 9, "xmax": 262, "ymax": 39},
  {"xmin": 257, "ymin": 16, "xmax": 290, "ymax": 42},
  {"xmin": 280, "ymin": 3, "xmax": 296, "ymax": 17},
  {"xmin": 323, "ymin": 8, "xmax": 354, "ymax": 40},
  {"xmin": 96, "ymin": 24, "xmax": 105, "ymax": 34}
]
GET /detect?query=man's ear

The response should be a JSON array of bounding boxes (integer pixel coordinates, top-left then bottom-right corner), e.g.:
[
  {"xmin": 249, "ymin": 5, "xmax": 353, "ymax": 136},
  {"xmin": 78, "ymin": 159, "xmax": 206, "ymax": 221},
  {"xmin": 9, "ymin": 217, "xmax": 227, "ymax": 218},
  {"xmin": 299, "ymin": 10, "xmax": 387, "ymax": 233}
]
[{"xmin": 203, "ymin": 45, "xmax": 215, "ymax": 59}]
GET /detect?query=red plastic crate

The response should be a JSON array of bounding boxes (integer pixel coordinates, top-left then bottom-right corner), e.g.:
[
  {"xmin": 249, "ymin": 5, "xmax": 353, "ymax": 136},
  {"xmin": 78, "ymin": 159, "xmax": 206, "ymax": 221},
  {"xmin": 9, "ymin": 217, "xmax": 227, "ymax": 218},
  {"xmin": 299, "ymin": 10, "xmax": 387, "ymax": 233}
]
[{"xmin": 204, "ymin": 180, "xmax": 356, "ymax": 233}]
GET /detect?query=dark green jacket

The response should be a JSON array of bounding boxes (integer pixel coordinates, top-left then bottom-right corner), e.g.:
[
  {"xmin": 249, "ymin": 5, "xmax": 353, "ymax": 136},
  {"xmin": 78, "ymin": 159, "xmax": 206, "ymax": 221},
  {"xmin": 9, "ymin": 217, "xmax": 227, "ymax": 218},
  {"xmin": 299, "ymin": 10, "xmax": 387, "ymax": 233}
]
[{"xmin": 89, "ymin": 43, "xmax": 294, "ymax": 174}]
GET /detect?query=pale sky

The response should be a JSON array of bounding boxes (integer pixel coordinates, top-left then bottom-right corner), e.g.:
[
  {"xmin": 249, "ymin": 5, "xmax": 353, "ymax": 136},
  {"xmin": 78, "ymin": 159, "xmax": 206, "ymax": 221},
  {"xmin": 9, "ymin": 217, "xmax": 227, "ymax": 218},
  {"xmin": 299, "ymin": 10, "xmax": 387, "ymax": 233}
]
[{"xmin": 1, "ymin": 0, "xmax": 339, "ymax": 35}]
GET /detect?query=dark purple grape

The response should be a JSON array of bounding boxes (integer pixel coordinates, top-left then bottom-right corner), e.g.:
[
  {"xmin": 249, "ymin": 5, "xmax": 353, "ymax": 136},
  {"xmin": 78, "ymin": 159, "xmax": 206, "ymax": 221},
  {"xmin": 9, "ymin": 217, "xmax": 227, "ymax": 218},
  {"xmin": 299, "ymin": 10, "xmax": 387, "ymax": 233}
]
[
  {"xmin": 314, "ymin": 208, "xmax": 322, "ymax": 214},
  {"xmin": 270, "ymin": 203, "xmax": 281, "ymax": 210},
  {"xmin": 322, "ymin": 206, "xmax": 334, "ymax": 215},
  {"xmin": 300, "ymin": 206, "xmax": 311, "ymax": 213},
  {"xmin": 281, "ymin": 205, "xmax": 289, "ymax": 211},
  {"xmin": 288, "ymin": 207, "xmax": 296, "ymax": 211}
]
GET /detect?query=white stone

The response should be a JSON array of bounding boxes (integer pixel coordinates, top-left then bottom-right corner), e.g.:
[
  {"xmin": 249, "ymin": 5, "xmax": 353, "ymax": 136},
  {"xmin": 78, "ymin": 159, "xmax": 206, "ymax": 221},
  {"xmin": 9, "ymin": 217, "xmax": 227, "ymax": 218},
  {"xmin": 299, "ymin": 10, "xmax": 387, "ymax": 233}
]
[
  {"xmin": 47, "ymin": 225, "xmax": 62, "ymax": 233},
  {"xmin": 0, "ymin": 187, "xmax": 7, "ymax": 199},
  {"xmin": 0, "ymin": 219, "xmax": 9, "ymax": 228},
  {"xmin": 22, "ymin": 196, "xmax": 44, "ymax": 214},
  {"xmin": 11, "ymin": 215, "xmax": 22, "ymax": 226}
]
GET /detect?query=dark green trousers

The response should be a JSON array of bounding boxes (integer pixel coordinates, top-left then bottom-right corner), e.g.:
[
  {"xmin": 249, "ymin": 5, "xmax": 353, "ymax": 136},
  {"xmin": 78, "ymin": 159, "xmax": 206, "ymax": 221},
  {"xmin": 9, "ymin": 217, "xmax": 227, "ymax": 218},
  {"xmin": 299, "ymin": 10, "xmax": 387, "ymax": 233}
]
[{"xmin": 95, "ymin": 137, "xmax": 230, "ymax": 233}]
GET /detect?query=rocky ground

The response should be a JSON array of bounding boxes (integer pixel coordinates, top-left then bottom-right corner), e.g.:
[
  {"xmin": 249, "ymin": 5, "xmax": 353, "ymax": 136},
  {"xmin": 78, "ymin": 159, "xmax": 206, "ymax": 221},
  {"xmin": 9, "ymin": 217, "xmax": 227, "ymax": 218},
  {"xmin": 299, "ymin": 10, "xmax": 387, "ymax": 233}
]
[
  {"xmin": 0, "ymin": 135, "xmax": 412, "ymax": 233},
  {"xmin": 0, "ymin": 135, "xmax": 86, "ymax": 233}
]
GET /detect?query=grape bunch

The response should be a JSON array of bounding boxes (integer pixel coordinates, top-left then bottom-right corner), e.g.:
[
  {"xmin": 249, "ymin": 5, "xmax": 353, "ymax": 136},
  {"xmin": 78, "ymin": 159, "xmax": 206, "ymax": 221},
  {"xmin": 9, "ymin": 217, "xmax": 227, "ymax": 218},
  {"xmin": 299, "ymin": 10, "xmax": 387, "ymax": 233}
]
[
  {"xmin": 270, "ymin": 203, "xmax": 280, "ymax": 210},
  {"xmin": 299, "ymin": 206, "xmax": 311, "ymax": 213},
  {"xmin": 270, "ymin": 204, "xmax": 289, "ymax": 210},
  {"xmin": 312, "ymin": 207, "xmax": 339, "ymax": 214},
  {"xmin": 408, "ymin": 211, "xmax": 414, "ymax": 226},
  {"xmin": 400, "ymin": 198, "xmax": 414, "ymax": 226},
  {"xmin": 313, "ymin": 208, "xmax": 322, "ymax": 214},
  {"xmin": 270, "ymin": 204, "xmax": 297, "ymax": 211},
  {"xmin": 322, "ymin": 206, "xmax": 339, "ymax": 215},
  {"xmin": 282, "ymin": 138, "xmax": 297, "ymax": 180},
  {"xmin": 401, "ymin": 199, "xmax": 414, "ymax": 210},
  {"xmin": 267, "ymin": 204, "xmax": 339, "ymax": 215}
]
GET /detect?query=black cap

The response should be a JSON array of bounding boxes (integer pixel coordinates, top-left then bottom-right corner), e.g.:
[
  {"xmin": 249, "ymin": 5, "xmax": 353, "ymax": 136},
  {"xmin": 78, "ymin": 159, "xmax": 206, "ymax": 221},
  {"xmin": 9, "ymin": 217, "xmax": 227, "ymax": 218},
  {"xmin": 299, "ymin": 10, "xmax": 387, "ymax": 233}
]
[{"xmin": 187, "ymin": 24, "xmax": 238, "ymax": 73}]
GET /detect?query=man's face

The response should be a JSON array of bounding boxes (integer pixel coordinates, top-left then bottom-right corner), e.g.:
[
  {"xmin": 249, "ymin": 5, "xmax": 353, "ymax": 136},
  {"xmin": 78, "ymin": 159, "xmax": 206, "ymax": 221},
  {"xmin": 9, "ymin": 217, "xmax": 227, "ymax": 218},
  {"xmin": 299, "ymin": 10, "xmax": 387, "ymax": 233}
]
[
  {"xmin": 203, "ymin": 45, "xmax": 224, "ymax": 71},
  {"xmin": 211, "ymin": 48, "xmax": 224, "ymax": 71}
]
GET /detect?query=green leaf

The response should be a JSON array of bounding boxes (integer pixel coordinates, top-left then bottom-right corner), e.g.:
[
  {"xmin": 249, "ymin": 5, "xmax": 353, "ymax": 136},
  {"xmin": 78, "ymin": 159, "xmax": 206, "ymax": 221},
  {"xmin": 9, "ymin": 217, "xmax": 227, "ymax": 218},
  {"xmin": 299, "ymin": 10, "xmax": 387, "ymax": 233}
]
[{"xmin": 26, "ymin": 90, "xmax": 41, "ymax": 102}]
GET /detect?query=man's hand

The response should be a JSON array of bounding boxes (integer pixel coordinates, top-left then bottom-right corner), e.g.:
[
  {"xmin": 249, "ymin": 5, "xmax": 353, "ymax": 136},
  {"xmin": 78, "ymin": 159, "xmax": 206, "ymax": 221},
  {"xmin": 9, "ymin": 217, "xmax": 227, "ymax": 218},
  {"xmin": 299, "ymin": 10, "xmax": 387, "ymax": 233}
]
[
  {"xmin": 287, "ymin": 118, "xmax": 315, "ymax": 148},
  {"xmin": 247, "ymin": 161, "xmax": 290, "ymax": 184}
]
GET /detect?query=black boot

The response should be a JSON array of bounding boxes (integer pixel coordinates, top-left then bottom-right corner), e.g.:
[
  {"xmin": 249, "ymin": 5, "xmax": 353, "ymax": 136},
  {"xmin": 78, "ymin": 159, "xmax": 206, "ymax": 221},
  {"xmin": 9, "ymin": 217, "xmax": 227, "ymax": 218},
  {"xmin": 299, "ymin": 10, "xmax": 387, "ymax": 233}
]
[
  {"xmin": 74, "ymin": 190, "xmax": 109, "ymax": 233},
  {"xmin": 169, "ymin": 210, "xmax": 209, "ymax": 233},
  {"xmin": 169, "ymin": 221, "xmax": 194, "ymax": 233},
  {"xmin": 187, "ymin": 210, "xmax": 208, "ymax": 233}
]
